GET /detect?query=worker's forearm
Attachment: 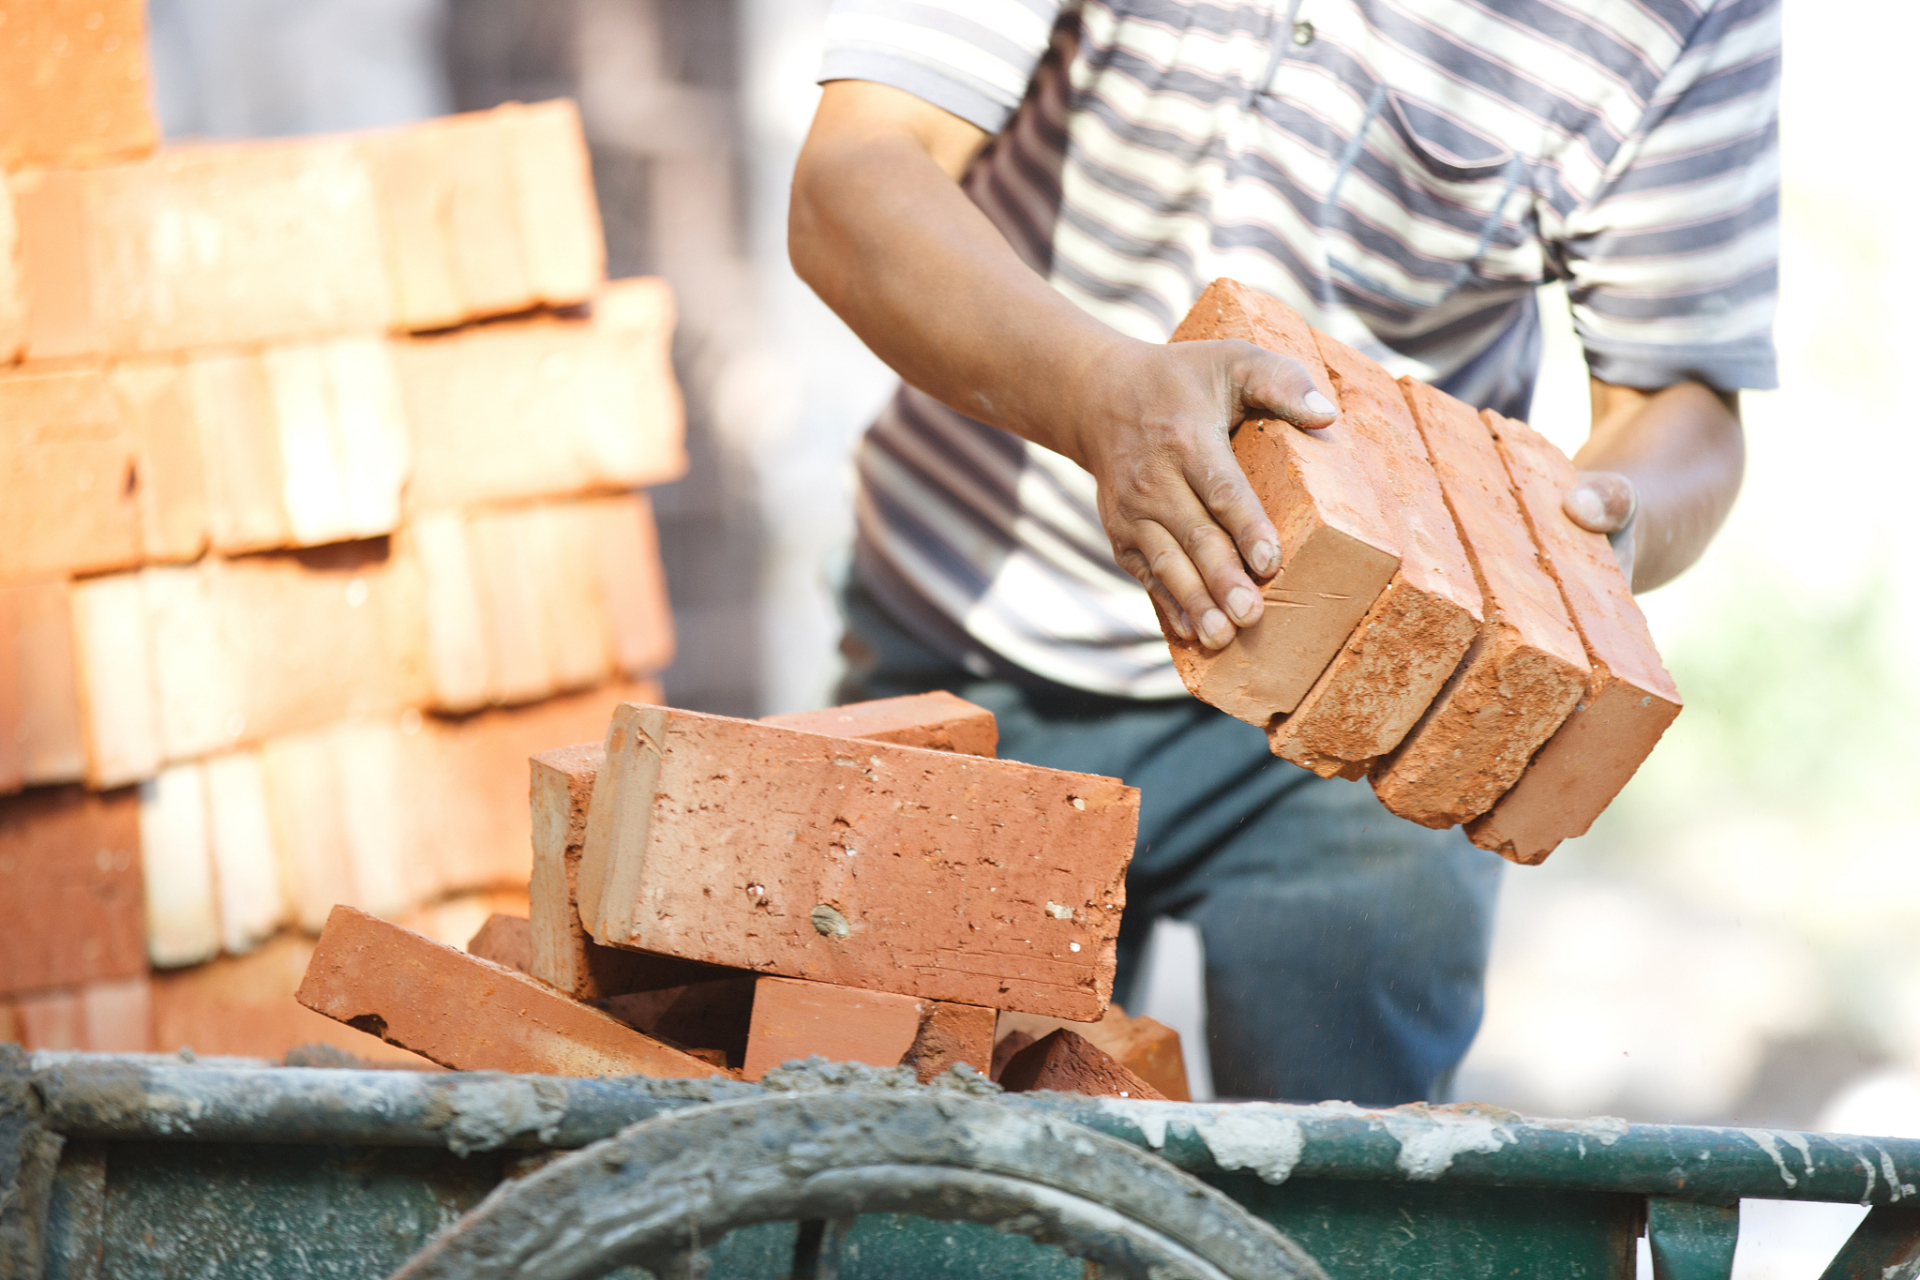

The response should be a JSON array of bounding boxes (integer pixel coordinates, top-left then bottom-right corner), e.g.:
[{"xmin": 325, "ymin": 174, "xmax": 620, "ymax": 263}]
[
  {"xmin": 1573, "ymin": 380, "xmax": 1745, "ymax": 591},
  {"xmin": 789, "ymin": 128, "xmax": 1121, "ymax": 467}
]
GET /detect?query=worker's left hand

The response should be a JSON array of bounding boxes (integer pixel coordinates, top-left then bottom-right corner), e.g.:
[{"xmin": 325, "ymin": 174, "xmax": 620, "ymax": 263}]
[{"xmin": 1563, "ymin": 470, "xmax": 1638, "ymax": 584}]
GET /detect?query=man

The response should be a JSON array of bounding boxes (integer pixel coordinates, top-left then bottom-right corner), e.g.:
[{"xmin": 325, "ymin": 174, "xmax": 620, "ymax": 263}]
[{"xmin": 789, "ymin": 0, "xmax": 1772, "ymax": 1102}]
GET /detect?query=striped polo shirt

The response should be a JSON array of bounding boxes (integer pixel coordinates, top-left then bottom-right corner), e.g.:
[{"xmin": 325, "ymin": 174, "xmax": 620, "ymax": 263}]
[{"xmin": 821, "ymin": 0, "xmax": 1779, "ymax": 698}]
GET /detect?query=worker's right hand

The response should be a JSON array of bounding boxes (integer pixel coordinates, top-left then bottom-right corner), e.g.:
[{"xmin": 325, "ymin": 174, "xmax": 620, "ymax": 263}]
[{"xmin": 1066, "ymin": 337, "xmax": 1337, "ymax": 649}]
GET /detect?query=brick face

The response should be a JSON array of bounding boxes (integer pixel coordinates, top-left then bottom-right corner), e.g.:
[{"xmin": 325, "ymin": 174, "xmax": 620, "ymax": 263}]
[
  {"xmin": 1265, "ymin": 332, "xmax": 1482, "ymax": 776},
  {"xmin": 1165, "ymin": 280, "xmax": 1402, "ymax": 722},
  {"xmin": 1467, "ymin": 411, "xmax": 1683, "ymax": 863},
  {"xmin": 395, "ymin": 280, "xmax": 685, "ymax": 513},
  {"xmin": 741, "ymin": 975, "xmax": 925, "ymax": 1081},
  {"xmin": 1371, "ymin": 381, "xmax": 1590, "ymax": 827},
  {"xmin": 0, "ymin": 0, "xmax": 158, "ymax": 171},
  {"xmin": 997, "ymin": 1028, "xmax": 1165, "ymax": 1100},
  {"xmin": 0, "ymin": 365, "xmax": 143, "ymax": 584},
  {"xmin": 578, "ymin": 704, "xmax": 1136, "ymax": 1019},
  {"xmin": 0, "ymin": 582, "xmax": 85, "ymax": 792},
  {"xmin": 0, "ymin": 785, "xmax": 145, "ymax": 998},
  {"xmin": 762, "ymin": 691, "xmax": 998, "ymax": 758}
]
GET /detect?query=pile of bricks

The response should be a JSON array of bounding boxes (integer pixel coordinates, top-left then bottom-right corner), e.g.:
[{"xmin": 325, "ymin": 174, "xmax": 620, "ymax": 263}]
[
  {"xmin": 1166, "ymin": 281, "xmax": 1682, "ymax": 864},
  {"xmin": 1, "ymin": 1, "xmax": 683, "ymax": 1058},
  {"xmin": 295, "ymin": 692, "xmax": 1192, "ymax": 1099}
]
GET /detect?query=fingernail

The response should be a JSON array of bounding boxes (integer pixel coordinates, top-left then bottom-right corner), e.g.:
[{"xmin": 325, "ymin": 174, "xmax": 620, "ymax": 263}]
[
  {"xmin": 1227, "ymin": 586, "xmax": 1259, "ymax": 624},
  {"xmin": 1201, "ymin": 609, "xmax": 1232, "ymax": 648},
  {"xmin": 1250, "ymin": 540, "xmax": 1279, "ymax": 575},
  {"xmin": 1567, "ymin": 487, "xmax": 1606, "ymax": 528},
  {"xmin": 1303, "ymin": 390, "xmax": 1336, "ymax": 417}
]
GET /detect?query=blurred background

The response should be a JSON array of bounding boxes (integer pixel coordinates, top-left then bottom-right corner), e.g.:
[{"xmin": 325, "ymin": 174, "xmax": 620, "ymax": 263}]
[{"xmin": 7, "ymin": 1, "xmax": 1912, "ymax": 1273}]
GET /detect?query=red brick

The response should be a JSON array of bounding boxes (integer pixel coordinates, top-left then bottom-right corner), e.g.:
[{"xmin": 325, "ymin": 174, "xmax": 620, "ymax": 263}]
[
  {"xmin": 12, "ymin": 139, "xmax": 392, "ymax": 360},
  {"xmin": 139, "ymin": 761, "xmax": 220, "ymax": 969},
  {"xmin": 0, "ymin": 786, "xmax": 144, "ymax": 998},
  {"xmin": 203, "ymin": 750, "xmax": 287, "ymax": 956},
  {"xmin": 0, "ymin": 997, "xmax": 19, "ymax": 1045},
  {"xmin": 4, "ymin": 583, "xmax": 85, "ymax": 789},
  {"xmin": 395, "ymin": 280, "xmax": 685, "ymax": 513},
  {"xmin": 2, "ymin": 182, "xmax": 25, "ymax": 364},
  {"xmin": 68, "ymin": 571, "xmax": 160, "ymax": 787},
  {"xmin": 297, "ymin": 905, "xmax": 727, "ymax": 1077},
  {"xmin": 112, "ymin": 359, "xmax": 209, "ymax": 562},
  {"xmin": 996, "ymin": 1006, "xmax": 1190, "ymax": 1101},
  {"xmin": 364, "ymin": 102, "xmax": 602, "ymax": 331},
  {"xmin": 997, "ymin": 1029, "xmax": 1165, "ymax": 1100},
  {"xmin": 1372, "ymin": 381, "xmax": 1590, "ymax": 826},
  {"xmin": 0, "ymin": 0, "xmax": 158, "ymax": 171},
  {"xmin": 1265, "ymin": 334, "xmax": 1482, "ymax": 775},
  {"xmin": 1467, "ymin": 411, "xmax": 1683, "ymax": 863},
  {"xmin": 184, "ymin": 351, "xmax": 289, "ymax": 555},
  {"xmin": 76, "ymin": 546, "xmax": 432, "ymax": 772},
  {"xmin": 261, "ymin": 337, "xmax": 408, "ymax": 547},
  {"xmin": 0, "ymin": 588, "xmax": 17, "ymax": 793},
  {"xmin": 741, "ymin": 975, "xmax": 926, "ymax": 1081},
  {"xmin": 467, "ymin": 913, "xmax": 532, "ymax": 975},
  {"xmin": 764, "ymin": 691, "xmax": 997, "ymax": 757},
  {"xmin": 151, "ymin": 931, "xmax": 434, "ymax": 1066},
  {"xmin": 501, "ymin": 101, "xmax": 605, "ymax": 307},
  {"xmin": 577, "ymin": 704, "xmax": 1136, "ymax": 1019},
  {"xmin": 1165, "ymin": 280, "xmax": 1402, "ymax": 721},
  {"xmin": 0, "ymin": 365, "xmax": 142, "ymax": 583},
  {"xmin": 588, "ymin": 494, "xmax": 675, "ymax": 680},
  {"xmin": 529, "ymin": 693, "xmax": 1000, "ymax": 1002},
  {"xmin": 902, "ymin": 1000, "xmax": 998, "ymax": 1082}
]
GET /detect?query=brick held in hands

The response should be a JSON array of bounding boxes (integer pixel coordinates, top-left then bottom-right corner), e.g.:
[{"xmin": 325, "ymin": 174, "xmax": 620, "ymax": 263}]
[
  {"xmin": 0, "ymin": 583, "xmax": 87, "ymax": 792},
  {"xmin": 764, "ymin": 690, "xmax": 997, "ymax": 757},
  {"xmin": 395, "ymin": 279, "xmax": 685, "ymax": 513},
  {"xmin": 1467, "ymin": 411, "xmax": 1682, "ymax": 864},
  {"xmin": 1372, "ymin": 381, "xmax": 1590, "ymax": 826},
  {"xmin": 0, "ymin": 365, "xmax": 143, "ymax": 584},
  {"xmin": 741, "ymin": 975, "xmax": 926, "ymax": 1082},
  {"xmin": 297, "ymin": 905, "xmax": 727, "ymax": 1078},
  {"xmin": 467, "ymin": 913, "xmax": 533, "ymax": 974},
  {"xmin": 577, "ymin": 704, "xmax": 1135, "ymax": 1019},
  {"xmin": 0, "ymin": 0, "xmax": 157, "ymax": 171},
  {"xmin": 997, "ymin": 1029, "xmax": 1166, "ymax": 1100},
  {"xmin": 1266, "ymin": 333, "xmax": 1482, "ymax": 776},
  {"xmin": 1164, "ymin": 280, "xmax": 1402, "ymax": 722},
  {"xmin": 11, "ymin": 139, "xmax": 393, "ymax": 360},
  {"xmin": 0, "ymin": 786, "xmax": 145, "ymax": 999}
]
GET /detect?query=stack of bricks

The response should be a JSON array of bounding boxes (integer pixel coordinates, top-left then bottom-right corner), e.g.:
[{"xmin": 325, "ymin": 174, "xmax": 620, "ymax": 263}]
[
  {"xmin": 1, "ymin": 1, "xmax": 685, "ymax": 1059},
  {"xmin": 295, "ymin": 691, "xmax": 1190, "ymax": 1099},
  {"xmin": 1166, "ymin": 280, "xmax": 1682, "ymax": 864}
]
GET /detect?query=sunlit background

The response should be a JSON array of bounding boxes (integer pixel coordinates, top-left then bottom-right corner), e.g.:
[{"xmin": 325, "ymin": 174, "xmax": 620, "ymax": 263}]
[{"xmin": 142, "ymin": 1, "xmax": 1913, "ymax": 1273}]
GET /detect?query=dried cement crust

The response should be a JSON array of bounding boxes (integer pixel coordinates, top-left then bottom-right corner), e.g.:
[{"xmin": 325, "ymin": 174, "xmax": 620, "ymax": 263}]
[{"xmin": 388, "ymin": 1090, "xmax": 1328, "ymax": 1280}]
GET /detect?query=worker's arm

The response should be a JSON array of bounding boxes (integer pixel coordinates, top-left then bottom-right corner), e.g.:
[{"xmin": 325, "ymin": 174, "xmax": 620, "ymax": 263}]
[
  {"xmin": 1561, "ymin": 379, "xmax": 1745, "ymax": 591},
  {"xmin": 789, "ymin": 80, "xmax": 1337, "ymax": 651}
]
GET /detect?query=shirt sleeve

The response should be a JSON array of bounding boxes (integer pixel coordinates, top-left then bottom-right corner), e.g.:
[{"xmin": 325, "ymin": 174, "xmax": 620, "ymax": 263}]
[
  {"xmin": 817, "ymin": 0, "xmax": 1069, "ymax": 135},
  {"xmin": 1559, "ymin": 0, "xmax": 1781, "ymax": 392}
]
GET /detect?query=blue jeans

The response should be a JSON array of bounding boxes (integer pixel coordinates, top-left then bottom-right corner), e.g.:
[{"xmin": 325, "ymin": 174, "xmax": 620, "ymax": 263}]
[{"xmin": 837, "ymin": 578, "xmax": 1503, "ymax": 1105}]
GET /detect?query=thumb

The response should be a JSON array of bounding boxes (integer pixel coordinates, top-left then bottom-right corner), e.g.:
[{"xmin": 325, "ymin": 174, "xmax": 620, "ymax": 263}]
[
  {"xmin": 1228, "ymin": 344, "xmax": 1338, "ymax": 431},
  {"xmin": 1563, "ymin": 470, "xmax": 1638, "ymax": 534}
]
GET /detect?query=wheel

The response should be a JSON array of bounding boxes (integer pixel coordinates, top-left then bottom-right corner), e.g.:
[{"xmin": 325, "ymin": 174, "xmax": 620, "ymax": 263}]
[{"xmin": 389, "ymin": 1089, "xmax": 1328, "ymax": 1280}]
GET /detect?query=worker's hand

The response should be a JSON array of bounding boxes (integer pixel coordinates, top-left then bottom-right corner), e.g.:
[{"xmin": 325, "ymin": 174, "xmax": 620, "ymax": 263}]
[
  {"xmin": 1563, "ymin": 469, "xmax": 1639, "ymax": 584},
  {"xmin": 1071, "ymin": 338, "xmax": 1337, "ymax": 649}
]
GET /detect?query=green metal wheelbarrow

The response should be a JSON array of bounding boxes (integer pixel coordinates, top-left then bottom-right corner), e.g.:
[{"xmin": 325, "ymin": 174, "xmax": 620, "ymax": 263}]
[{"xmin": 5, "ymin": 1046, "xmax": 1918, "ymax": 1279}]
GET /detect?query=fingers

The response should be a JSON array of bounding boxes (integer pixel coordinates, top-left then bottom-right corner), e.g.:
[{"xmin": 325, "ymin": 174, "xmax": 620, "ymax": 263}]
[
  {"xmin": 1563, "ymin": 470, "xmax": 1638, "ymax": 534},
  {"xmin": 1131, "ymin": 518, "xmax": 1241, "ymax": 649},
  {"xmin": 1229, "ymin": 343, "xmax": 1338, "ymax": 430}
]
